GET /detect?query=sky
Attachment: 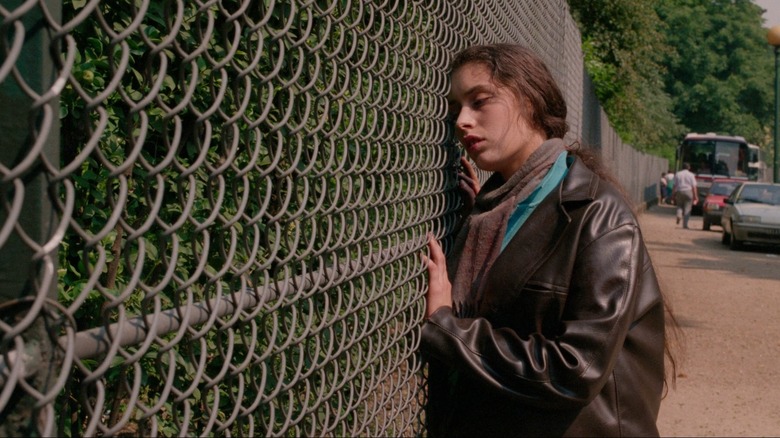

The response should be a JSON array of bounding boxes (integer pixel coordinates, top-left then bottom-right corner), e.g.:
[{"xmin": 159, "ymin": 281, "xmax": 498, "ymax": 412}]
[{"xmin": 755, "ymin": 0, "xmax": 780, "ymax": 27}]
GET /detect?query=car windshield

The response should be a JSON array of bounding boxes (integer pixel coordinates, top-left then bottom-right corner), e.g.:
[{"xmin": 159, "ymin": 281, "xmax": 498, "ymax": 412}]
[
  {"xmin": 711, "ymin": 182, "xmax": 740, "ymax": 196},
  {"xmin": 737, "ymin": 185, "xmax": 780, "ymax": 206}
]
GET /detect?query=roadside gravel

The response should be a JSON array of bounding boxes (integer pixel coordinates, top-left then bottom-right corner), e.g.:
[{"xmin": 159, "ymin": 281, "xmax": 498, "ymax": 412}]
[{"xmin": 639, "ymin": 204, "xmax": 780, "ymax": 437}]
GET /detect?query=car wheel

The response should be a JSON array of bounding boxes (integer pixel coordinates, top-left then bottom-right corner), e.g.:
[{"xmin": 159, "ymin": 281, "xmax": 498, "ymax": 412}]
[
  {"xmin": 721, "ymin": 230, "xmax": 730, "ymax": 245},
  {"xmin": 729, "ymin": 233, "xmax": 742, "ymax": 251},
  {"xmin": 703, "ymin": 218, "xmax": 711, "ymax": 231}
]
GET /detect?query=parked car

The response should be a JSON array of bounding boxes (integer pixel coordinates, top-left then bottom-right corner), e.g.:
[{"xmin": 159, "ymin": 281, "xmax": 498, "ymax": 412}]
[
  {"xmin": 701, "ymin": 179, "xmax": 742, "ymax": 230},
  {"xmin": 721, "ymin": 182, "xmax": 780, "ymax": 250}
]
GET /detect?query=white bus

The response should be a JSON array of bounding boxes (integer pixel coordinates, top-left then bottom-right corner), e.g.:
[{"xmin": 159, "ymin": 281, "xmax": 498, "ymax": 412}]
[
  {"xmin": 676, "ymin": 133, "xmax": 755, "ymax": 212},
  {"xmin": 748, "ymin": 143, "xmax": 770, "ymax": 182}
]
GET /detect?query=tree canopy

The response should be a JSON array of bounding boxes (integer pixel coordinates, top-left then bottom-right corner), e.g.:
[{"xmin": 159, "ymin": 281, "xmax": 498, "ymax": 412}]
[{"xmin": 569, "ymin": 0, "xmax": 775, "ymax": 161}]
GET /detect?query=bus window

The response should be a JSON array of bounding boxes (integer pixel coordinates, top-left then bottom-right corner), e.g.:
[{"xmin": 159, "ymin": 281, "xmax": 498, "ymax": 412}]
[{"xmin": 679, "ymin": 134, "xmax": 752, "ymax": 179}]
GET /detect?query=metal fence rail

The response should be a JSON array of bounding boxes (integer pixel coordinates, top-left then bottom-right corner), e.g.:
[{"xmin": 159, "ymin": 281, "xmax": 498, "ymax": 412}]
[{"xmin": 0, "ymin": 0, "xmax": 662, "ymax": 436}]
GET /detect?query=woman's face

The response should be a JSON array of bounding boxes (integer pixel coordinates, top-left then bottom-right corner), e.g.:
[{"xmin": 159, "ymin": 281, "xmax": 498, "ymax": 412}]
[{"xmin": 448, "ymin": 63, "xmax": 546, "ymax": 180}]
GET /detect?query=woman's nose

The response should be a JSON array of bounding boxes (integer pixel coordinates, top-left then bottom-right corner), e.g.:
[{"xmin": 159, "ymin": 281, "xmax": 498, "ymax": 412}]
[{"xmin": 455, "ymin": 108, "xmax": 474, "ymax": 130}]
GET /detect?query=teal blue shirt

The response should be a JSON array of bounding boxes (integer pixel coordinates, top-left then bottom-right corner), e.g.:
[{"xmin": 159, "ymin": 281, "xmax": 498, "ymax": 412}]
[{"xmin": 501, "ymin": 151, "xmax": 570, "ymax": 252}]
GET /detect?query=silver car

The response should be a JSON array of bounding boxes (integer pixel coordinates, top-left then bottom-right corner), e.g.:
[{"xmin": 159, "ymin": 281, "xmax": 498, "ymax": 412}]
[{"xmin": 721, "ymin": 182, "xmax": 780, "ymax": 250}]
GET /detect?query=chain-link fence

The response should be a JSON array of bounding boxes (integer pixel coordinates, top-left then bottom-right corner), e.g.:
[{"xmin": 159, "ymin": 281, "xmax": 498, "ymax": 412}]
[{"xmin": 0, "ymin": 0, "xmax": 666, "ymax": 436}]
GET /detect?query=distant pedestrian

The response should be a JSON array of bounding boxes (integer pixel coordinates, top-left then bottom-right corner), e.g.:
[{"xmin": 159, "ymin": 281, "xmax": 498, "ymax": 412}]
[
  {"xmin": 659, "ymin": 172, "xmax": 668, "ymax": 205},
  {"xmin": 665, "ymin": 170, "xmax": 674, "ymax": 204},
  {"xmin": 672, "ymin": 163, "xmax": 698, "ymax": 228}
]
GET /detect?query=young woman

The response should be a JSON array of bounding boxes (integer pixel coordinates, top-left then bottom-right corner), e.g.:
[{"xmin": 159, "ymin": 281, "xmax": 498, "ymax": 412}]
[{"xmin": 422, "ymin": 44, "xmax": 672, "ymax": 437}]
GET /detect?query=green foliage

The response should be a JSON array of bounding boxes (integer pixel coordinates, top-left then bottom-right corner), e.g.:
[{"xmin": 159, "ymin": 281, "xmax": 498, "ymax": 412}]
[
  {"xmin": 569, "ymin": 0, "xmax": 775, "ymax": 161},
  {"xmin": 569, "ymin": 0, "xmax": 684, "ymax": 159},
  {"xmin": 656, "ymin": 0, "xmax": 774, "ymax": 148},
  {"xmin": 55, "ymin": 0, "xmax": 428, "ymax": 436},
  {"xmin": 56, "ymin": 0, "xmax": 295, "ymax": 434},
  {"xmin": 581, "ymin": 38, "xmax": 619, "ymax": 101}
]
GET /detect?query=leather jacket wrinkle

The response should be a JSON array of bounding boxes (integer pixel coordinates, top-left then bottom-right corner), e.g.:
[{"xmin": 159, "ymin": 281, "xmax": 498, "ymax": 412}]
[{"xmin": 422, "ymin": 156, "xmax": 665, "ymax": 437}]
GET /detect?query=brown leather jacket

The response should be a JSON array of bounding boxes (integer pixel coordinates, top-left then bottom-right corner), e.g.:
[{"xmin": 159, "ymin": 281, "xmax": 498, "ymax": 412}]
[{"xmin": 421, "ymin": 156, "xmax": 665, "ymax": 437}]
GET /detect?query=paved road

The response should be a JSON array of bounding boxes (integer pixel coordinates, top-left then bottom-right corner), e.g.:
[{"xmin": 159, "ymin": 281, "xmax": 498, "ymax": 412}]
[{"xmin": 639, "ymin": 204, "xmax": 780, "ymax": 436}]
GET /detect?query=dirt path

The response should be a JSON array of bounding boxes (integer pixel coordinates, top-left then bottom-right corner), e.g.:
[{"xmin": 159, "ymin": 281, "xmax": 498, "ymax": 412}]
[{"xmin": 639, "ymin": 204, "xmax": 780, "ymax": 436}]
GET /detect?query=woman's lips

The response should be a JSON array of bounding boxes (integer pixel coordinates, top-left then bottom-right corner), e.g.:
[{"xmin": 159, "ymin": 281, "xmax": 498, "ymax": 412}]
[{"xmin": 463, "ymin": 135, "xmax": 484, "ymax": 152}]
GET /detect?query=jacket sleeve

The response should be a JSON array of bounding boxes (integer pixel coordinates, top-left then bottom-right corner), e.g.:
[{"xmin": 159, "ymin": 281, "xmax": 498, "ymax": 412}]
[{"xmin": 420, "ymin": 222, "xmax": 660, "ymax": 410}]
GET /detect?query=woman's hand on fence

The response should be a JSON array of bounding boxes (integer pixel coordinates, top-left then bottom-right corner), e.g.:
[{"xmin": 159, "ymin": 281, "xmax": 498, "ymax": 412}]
[{"xmin": 424, "ymin": 234, "xmax": 452, "ymax": 319}]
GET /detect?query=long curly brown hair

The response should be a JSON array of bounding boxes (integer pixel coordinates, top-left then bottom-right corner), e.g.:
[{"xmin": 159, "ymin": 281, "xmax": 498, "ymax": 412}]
[{"xmin": 449, "ymin": 44, "xmax": 568, "ymax": 140}]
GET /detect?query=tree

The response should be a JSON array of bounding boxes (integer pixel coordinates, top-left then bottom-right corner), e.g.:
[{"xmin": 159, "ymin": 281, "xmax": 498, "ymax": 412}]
[
  {"xmin": 656, "ymin": 0, "xmax": 774, "ymax": 147},
  {"xmin": 568, "ymin": 0, "xmax": 684, "ymax": 159}
]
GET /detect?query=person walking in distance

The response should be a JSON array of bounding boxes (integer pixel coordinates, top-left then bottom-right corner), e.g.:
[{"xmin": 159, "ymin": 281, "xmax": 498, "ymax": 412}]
[
  {"xmin": 659, "ymin": 172, "xmax": 668, "ymax": 205},
  {"xmin": 422, "ymin": 44, "xmax": 676, "ymax": 437},
  {"xmin": 672, "ymin": 162, "xmax": 698, "ymax": 229}
]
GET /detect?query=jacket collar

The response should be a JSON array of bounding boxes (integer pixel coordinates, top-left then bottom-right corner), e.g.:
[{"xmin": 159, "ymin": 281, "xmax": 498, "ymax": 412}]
[
  {"xmin": 487, "ymin": 155, "xmax": 599, "ymax": 290},
  {"xmin": 559, "ymin": 154, "xmax": 599, "ymax": 205}
]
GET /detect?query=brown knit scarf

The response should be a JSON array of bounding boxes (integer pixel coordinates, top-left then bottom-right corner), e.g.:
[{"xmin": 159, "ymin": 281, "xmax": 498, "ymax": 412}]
[{"xmin": 447, "ymin": 138, "xmax": 567, "ymax": 317}]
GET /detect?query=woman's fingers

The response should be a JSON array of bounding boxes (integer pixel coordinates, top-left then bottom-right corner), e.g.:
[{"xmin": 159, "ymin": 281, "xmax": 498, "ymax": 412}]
[
  {"xmin": 427, "ymin": 234, "xmax": 446, "ymax": 266},
  {"xmin": 425, "ymin": 234, "xmax": 452, "ymax": 318},
  {"xmin": 460, "ymin": 156, "xmax": 480, "ymax": 194},
  {"xmin": 457, "ymin": 157, "xmax": 480, "ymax": 214}
]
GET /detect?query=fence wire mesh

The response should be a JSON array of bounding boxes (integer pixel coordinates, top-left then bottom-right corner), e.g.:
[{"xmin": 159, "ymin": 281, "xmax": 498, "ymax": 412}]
[{"xmin": 1, "ymin": 0, "xmax": 590, "ymax": 436}]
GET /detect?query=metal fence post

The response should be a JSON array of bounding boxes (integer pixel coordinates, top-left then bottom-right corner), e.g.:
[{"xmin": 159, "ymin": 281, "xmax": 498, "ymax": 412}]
[{"xmin": 0, "ymin": 0, "xmax": 61, "ymax": 435}]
